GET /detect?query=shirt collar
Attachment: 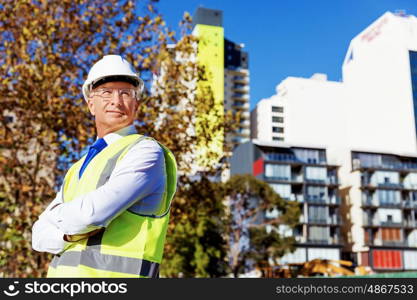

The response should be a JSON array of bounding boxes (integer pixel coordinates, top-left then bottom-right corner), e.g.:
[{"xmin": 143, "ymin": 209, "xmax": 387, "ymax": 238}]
[{"xmin": 101, "ymin": 125, "xmax": 137, "ymax": 146}]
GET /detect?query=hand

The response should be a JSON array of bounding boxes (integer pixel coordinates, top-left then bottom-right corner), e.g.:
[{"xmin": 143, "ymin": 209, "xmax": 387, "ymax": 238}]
[{"xmin": 64, "ymin": 228, "xmax": 104, "ymax": 242}]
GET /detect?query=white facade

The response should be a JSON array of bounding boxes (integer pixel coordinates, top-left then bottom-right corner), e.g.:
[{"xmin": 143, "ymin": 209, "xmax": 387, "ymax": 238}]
[
  {"xmin": 342, "ymin": 12, "xmax": 417, "ymax": 154},
  {"xmin": 250, "ymin": 95, "xmax": 285, "ymax": 142},
  {"xmin": 251, "ymin": 73, "xmax": 347, "ymax": 151},
  {"xmin": 253, "ymin": 12, "xmax": 417, "ymax": 156},
  {"xmin": 250, "ymin": 11, "xmax": 417, "ymax": 268}
]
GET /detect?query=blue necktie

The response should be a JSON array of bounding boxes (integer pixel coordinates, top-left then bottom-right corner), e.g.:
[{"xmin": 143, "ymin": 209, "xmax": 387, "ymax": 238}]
[{"xmin": 79, "ymin": 138, "xmax": 108, "ymax": 178}]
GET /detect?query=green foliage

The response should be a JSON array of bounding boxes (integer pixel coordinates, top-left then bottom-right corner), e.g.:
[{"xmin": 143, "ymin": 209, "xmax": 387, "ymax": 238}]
[
  {"xmin": 161, "ymin": 176, "xmax": 229, "ymax": 278},
  {"xmin": 223, "ymin": 174, "xmax": 300, "ymax": 277},
  {"xmin": 0, "ymin": 0, "xmax": 296, "ymax": 279},
  {"xmin": 0, "ymin": 0, "xmax": 234, "ymax": 277}
]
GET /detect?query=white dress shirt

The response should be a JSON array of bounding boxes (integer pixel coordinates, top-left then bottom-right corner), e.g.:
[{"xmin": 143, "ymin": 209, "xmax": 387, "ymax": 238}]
[{"xmin": 32, "ymin": 125, "xmax": 165, "ymax": 254}]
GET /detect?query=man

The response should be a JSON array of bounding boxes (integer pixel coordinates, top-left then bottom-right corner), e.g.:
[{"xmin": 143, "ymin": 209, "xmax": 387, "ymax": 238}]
[{"xmin": 32, "ymin": 55, "xmax": 177, "ymax": 278}]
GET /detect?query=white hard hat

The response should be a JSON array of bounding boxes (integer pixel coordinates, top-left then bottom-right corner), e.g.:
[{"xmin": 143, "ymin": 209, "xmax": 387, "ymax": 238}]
[{"xmin": 82, "ymin": 55, "xmax": 144, "ymax": 102}]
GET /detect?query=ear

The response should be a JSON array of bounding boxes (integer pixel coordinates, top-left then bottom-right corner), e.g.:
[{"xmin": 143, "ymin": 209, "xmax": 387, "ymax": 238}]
[
  {"xmin": 133, "ymin": 100, "xmax": 139, "ymax": 113},
  {"xmin": 87, "ymin": 97, "xmax": 96, "ymax": 116}
]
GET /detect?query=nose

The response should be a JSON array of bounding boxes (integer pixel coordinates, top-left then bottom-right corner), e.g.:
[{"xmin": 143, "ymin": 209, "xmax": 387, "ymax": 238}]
[{"xmin": 110, "ymin": 89, "xmax": 123, "ymax": 106}]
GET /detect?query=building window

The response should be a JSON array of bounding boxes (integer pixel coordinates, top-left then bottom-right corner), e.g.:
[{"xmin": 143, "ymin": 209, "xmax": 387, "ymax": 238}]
[
  {"xmin": 308, "ymin": 206, "xmax": 328, "ymax": 223},
  {"xmin": 269, "ymin": 183, "xmax": 291, "ymax": 199},
  {"xmin": 409, "ymin": 51, "xmax": 417, "ymax": 139},
  {"xmin": 272, "ymin": 116, "xmax": 284, "ymax": 123},
  {"xmin": 272, "ymin": 106, "xmax": 283, "ymax": 113},
  {"xmin": 309, "ymin": 226, "xmax": 328, "ymax": 241},
  {"xmin": 272, "ymin": 127, "xmax": 284, "ymax": 133},
  {"xmin": 265, "ymin": 164, "xmax": 290, "ymax": 180},
  {"xmin": 272, "ymin": 137, "xmax": 284, "ymax": 141},
  {"xmin": 378, "ymin": 190, "xmax": 400, "ymax": 206},
  {"xmin": 307, "ymin": 186, "xmax": 326, "ymax": 200},
  {"xmin": 305, "ymin": 167, "xmax": 327, "ymax": 181}
]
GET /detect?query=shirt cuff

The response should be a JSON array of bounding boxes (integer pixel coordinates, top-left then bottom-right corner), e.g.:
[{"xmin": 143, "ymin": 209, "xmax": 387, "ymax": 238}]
[{"xmin": 32, "ymin": 218, "xmax": 69, "ymax": 254}]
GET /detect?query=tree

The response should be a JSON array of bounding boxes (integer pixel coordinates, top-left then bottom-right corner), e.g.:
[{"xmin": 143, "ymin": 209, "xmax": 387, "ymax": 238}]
[
  {"xmin": 161, "ymin": 176, "xmax": 229, "ymax": 277},
  {"xmin": 223, "ymin": 174, "xmax": 300, "ymax": 277},
  {"xmin": 0, "ymin": 0, "xmax": 235, "ymax": 277}
]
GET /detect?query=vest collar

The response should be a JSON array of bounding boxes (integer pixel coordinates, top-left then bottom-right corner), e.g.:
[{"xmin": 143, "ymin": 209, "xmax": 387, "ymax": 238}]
[{"xmin": 100, "ymin": 125, "xmax": 137, "ymax": 146}]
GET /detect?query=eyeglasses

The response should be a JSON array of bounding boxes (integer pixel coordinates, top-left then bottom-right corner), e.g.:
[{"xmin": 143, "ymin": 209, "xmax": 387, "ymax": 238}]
[{"xmin": 90, "ymin": 88, "xmax": 138, "ymax": 101}]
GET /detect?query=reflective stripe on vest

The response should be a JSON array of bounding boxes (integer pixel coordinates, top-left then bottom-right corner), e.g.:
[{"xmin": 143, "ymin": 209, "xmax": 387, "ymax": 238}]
[
  {"xmin": 50, "ymin": 251, "xmax": 159, "ymax": 278},
  {"xmin": 48, "ymin": 134, "xmax": 177, "ymax": 278}
]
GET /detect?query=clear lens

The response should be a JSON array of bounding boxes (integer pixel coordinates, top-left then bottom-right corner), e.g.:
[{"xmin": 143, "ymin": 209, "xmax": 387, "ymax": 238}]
[{"xmin": 92, "ymin": 88, "xmax": 137, "ymax": 100}]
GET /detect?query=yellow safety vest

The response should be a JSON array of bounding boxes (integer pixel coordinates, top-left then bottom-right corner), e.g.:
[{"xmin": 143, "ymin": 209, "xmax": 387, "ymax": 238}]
[{"xmin": 47, "ymin": 134, "xmax": 177, "ymax": 278}]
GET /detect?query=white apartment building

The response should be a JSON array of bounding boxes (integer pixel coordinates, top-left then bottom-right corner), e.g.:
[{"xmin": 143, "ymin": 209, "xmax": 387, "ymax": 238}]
[
  {"xmin": 250, "ymin": 95, "xmax": 285, "ymax": 142},
  {"xmin": 248, "ymin": 11, "xmax": 417, "ymax": 271},
  {"xmin": 342, "ymin": 11, "xmax": 417, "ymax": 154}
]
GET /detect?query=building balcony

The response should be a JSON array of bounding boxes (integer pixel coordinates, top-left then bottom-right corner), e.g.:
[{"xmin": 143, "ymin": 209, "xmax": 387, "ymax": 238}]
[
  {"xmin": 329, "ymin": 196, "xmax": 341, "ymax": 205},
  {"xmin": 360, "ymin": 183, "xmax": 406, "ymax": 191},
  {"xmin": 307, "ymin": 218, "xmax": 328, "ymax": 225},
  {"xmin": 403, "ymin": 201, "xmax": 417, "ymax": 209},
  {"xmin": 353, "ymin": 161, "xmax": 417, "ymax": 172},
  {"xmin": 233, "ymin": 75, "xmax": 249, "ymax": 83},
  {"xmin": 371, "ymin": 239, "xmax": 407, "ymax": 247},
  {"xmin": 295, "ymin": 236, "xmax": 307, "ymax": 243},
  {"xmin": 306, "ymin": 236, "xmax": 340, "ymax": 245},
  {"xmin": 306, "ymin": 197, "xmax": 341, "ymax": 205},
  {"xmin": 232, "ymin": 93, "xmax": 249, "ymax": 101},
  {"xmin": 305, "ymin": 178, "xmax": 339, "ymax": 186},
  {"xmin": 232, "ymin": 84, "xmax": 249, "ymax": 93},
  {"xmin": 263, "ymin": 153, "xmax": 330, "ymax": 166},
  {"xmin": 403, "ymin": 220, "xmax": 417, "ymax": 228},
  {"xmin": 307, "ymin": 217, "xmax": 341, "ymax": 226},
  {"xmin": 377, "ymin": 182, "xmax": 404, "ymax": 189},
  {"xmin": 362, "ymin": 199, "xmax": 379, "ymax": 208},
  {"xmin": 363, "ymin": 219, "xmax": 403, "ymax": 227},
  {"xmin": 232, "ymin": 101, "xmax": 249, "ymax": 110},
  {"xmin": 234, "ymin": 128, "xmax": 250, "ymax": 136},
  {"xmin": 265, "ymin": 175, "xmax": 303, "ymax": 185},
  {"xmin": 288, "ymin": 194, "xmax": 304, "ymax": 203},
  {"xmin": 362, "ymin": 199, "xmax": 417, "ymax": 209},
  {"xmin": 264, "ymin": 153, "xmax": 299, "ymax": 163},
  {"xmin": 306, "ymin": 197, "xmax": 328, "ymax": 205},
  {"xmin": 380, "ymin": 220, "xmax": 403, "ymax": 227}
]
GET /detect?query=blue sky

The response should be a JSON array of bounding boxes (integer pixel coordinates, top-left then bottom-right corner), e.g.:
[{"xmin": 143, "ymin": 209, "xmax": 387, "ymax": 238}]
[{"xmin": 156, "ymin": 0, "xmax": 417, "ymax": 109}]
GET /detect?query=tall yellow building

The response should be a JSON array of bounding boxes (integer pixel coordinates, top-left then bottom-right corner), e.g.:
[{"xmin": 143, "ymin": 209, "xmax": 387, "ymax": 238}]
[{"xmin": 192, "ymin": 7, "xmax": 250, "ymax": 172}]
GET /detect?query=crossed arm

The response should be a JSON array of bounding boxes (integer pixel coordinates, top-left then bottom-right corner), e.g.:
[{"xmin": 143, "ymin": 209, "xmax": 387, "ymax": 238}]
[{"xmin": 31, "ymin": 139, "xmax": 165, "ymax": 254}]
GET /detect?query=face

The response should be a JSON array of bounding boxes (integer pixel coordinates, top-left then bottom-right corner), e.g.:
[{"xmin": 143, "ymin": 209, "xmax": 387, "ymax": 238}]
[{"xmin": 87, "ymin": 81, "xmax": 139, "ymax": 137}]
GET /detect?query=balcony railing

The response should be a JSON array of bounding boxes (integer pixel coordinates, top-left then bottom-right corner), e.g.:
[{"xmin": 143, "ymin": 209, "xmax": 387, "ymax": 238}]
[
  {"xmin": 308, "ymin": 218, "xmax": 328, "ymax": 224},
  {"xmin": 362, "ymin": 199, "xmax": 379, "ymax": 207},
  {"xmin": 354, "ymin": 161, "xmax": 417, "ymax": 171},
  {"xmin": 265, "ymin": 175, "xmax": 304, "ymax": 183},
  {"xmin": 362, "ymin": 199, "xmax": 417, "ymax": 208},
  {"xmin": 233, "ymin": 75, "xmax": 248, "ymax": 82},
  {"xmin": 403, "ymin": 183, "xmax": 417, "ymax": 189},
  {"xmin": 306, "ymin": 197, "xmax": 328, "ymax": 204},
  {"xmin": 372, "ymin": 240, "xmax": 407, "ymax": 247},
  {"xmin": 307, "ymin": 237, "xmax": 340, "ymax": 245},
  {"xmin": 377, "ymin": 182, "xmax": 404, "ymax": 189},
  {"xmin": 379, "ymin": 202, "xmax": 402, "ymax": 208},
  {"xmin": 264, "ymin": 153, "xmax": 298, "ymax": 163},
  {"xmin": 361, "ymin": 179, "xmax": 404, "ymax": 188},
  {"xmin": 403, "ymin": 220, "xmax": 417, "ymax": 227},
  {"xmin": 380, "ymin": 221, "xmax": 403, "ymax": 227},
  {"xmin": 307, "ymin": 239, "xmax": 330, "ymax": 245},
  {"xmin": 363, "ymin": 219, "xmax": 404, "ymax": 227},
  {"xmin": 289, "ymin": 194, "xmax": 304, "ymax": 202},
  {"xmin": 305, "ymin": 178, "xmax": 339, "ymax": 185},
  {"xmin": 403, "ymin": 201, "xmax": 417, "ymax": 208}
]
